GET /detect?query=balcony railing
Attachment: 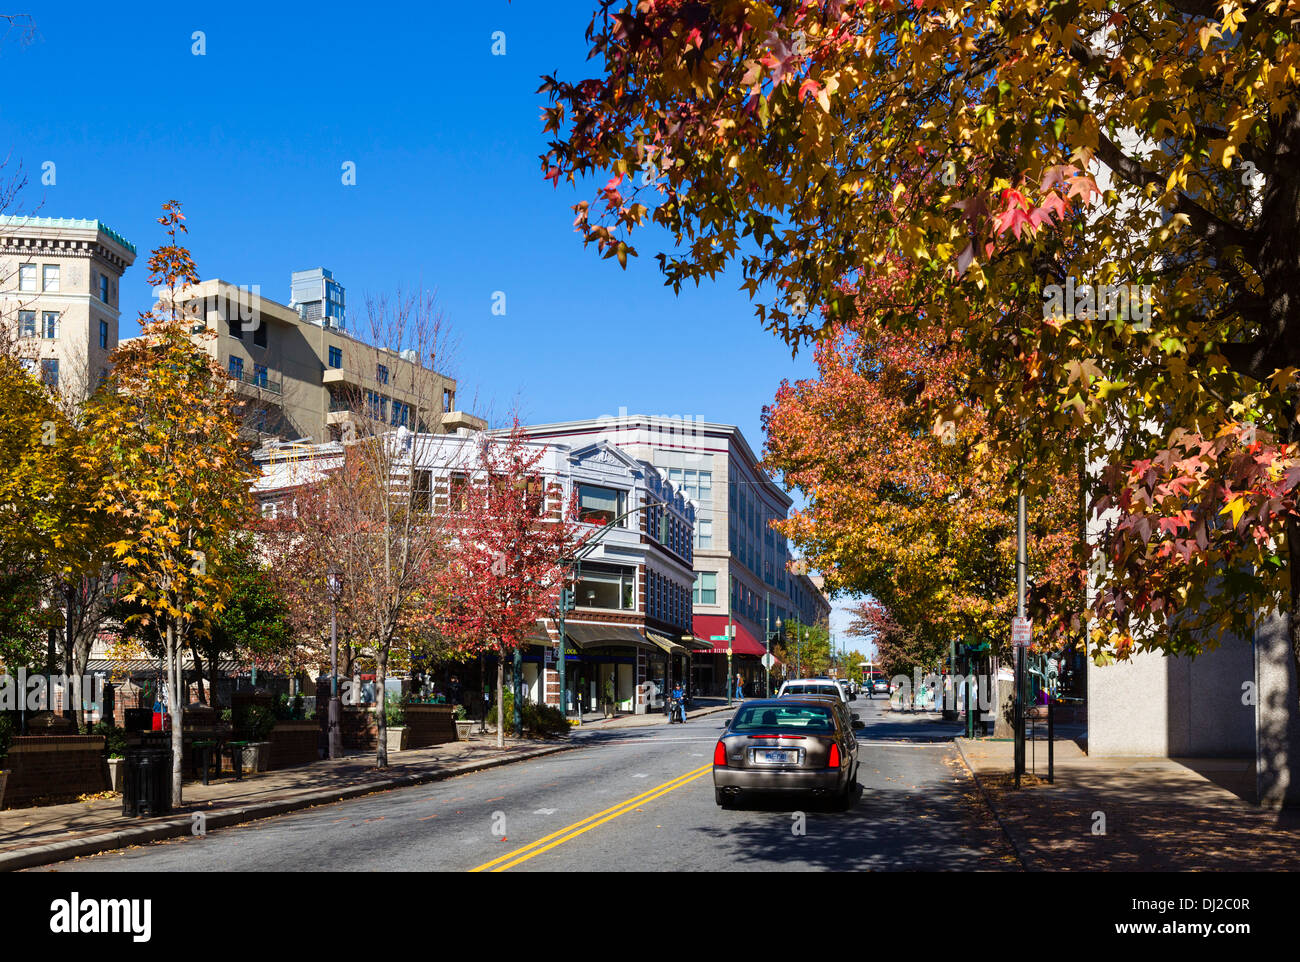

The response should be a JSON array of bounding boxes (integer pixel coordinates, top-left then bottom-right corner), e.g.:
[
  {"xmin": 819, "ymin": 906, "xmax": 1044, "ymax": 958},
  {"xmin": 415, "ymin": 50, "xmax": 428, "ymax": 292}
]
[{"xmin": 232, "ymin": 371, "xmax": 282, "ymax": 395}]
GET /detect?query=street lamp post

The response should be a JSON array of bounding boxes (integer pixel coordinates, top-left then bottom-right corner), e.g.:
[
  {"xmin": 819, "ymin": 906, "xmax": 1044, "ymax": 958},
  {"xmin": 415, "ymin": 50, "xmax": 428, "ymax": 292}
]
[
  {"xmin": 766, "ymin": 617, "xmax": 782, "ymax": 698},
  {"xmin": 325, "ymin": 562, "xmax": 343, "ymax": 761}
]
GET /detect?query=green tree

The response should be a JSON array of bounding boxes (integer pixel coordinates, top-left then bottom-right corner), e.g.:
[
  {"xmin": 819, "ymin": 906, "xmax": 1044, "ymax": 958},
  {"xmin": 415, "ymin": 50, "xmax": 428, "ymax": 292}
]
[{"xmin": 87, "ymin": 201, "xmax": 254, "ymax": 804}]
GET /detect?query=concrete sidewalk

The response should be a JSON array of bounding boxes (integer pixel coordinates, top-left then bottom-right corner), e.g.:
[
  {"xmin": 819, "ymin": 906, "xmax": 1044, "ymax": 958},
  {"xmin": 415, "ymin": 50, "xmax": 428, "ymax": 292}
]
[
  {"xmin": 568, "ymin": 698, "xmax": 731, "ymax": 730},
  {"xmin": 955, "ymin": 737, "xmax": 1300, "ymax": 870},
  {"xmin": 0, "ymin": 734, "xmax": 572, "ymax": 871}
]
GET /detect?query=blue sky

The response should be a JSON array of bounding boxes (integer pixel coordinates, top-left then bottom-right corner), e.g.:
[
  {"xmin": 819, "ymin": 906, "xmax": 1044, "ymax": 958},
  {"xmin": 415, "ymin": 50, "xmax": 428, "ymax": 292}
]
[{"xmin": 2, "ymin": 2, "xmax": 865, "ymax": 647}]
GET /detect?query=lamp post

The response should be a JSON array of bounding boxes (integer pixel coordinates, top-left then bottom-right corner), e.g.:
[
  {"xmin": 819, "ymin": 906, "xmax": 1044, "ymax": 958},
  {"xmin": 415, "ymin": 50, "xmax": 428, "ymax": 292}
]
[{"xmin": 325, "ymin": 562, "xmax": 343, "ymax": 760}]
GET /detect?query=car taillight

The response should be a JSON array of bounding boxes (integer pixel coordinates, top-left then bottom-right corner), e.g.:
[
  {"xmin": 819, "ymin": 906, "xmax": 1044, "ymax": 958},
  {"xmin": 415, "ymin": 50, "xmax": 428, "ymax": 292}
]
[
  {"xmin": 827, "ymin": 742, "xmax": 841, "ymax": 768},
  {"xmin": 713, "ymin": 740, "xmax": 728, "ymax": 766}
]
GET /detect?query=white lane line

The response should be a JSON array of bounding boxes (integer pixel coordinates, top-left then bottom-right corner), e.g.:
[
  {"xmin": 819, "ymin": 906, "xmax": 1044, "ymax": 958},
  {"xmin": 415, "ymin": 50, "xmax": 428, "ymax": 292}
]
[
  {"xmin": 533, "ymin": 808, "xmax": 557, "ymax": 815},
  {"xmin": 632, "ymin": 773, "xmax": 648, "ymax": 778}
]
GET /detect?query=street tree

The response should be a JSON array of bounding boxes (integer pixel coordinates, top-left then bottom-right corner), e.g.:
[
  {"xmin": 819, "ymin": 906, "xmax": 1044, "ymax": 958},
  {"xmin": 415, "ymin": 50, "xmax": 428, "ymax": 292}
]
[
  {"xmin": 540, "ymin": 1, "xmax": 1300, "ymax": 679},
  {"xmin": 436, "ymin": 423, "xmax": 580, "ymax": 748},
  {"xmin": 86, "ymin": 201, "xmax": 254, "ymax": 804},
  {"xmin": 264, "ymin": 290, "xmax": 462, "ymax": 768},
  {"xmin": 764, "ymin": 307, "xmax": 1083, "ymax": 656}
]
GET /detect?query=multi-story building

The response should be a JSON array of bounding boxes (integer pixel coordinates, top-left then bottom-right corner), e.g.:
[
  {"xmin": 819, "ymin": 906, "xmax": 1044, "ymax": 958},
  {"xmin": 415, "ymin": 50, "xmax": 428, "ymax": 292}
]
[
  {"xmin": 516, "ymin": 413, "xmax": 832, "ymax": 696},
  {"xmin": 252, "ymin": 431, "xmax": 701, "ymax": 714},
  {"xmin": 0, "ymin": 216, "xmax": 137, "ymax": 399},
  {"xmin": 158, "ymin": 274, "xmax": 484, "ymax": 443}
]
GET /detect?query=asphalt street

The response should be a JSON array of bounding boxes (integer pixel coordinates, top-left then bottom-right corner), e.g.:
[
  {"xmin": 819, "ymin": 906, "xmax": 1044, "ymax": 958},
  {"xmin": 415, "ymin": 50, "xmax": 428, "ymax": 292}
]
[{"xmin": 35, "ymin": 699, "xmax": 1017, "ymax": 872}]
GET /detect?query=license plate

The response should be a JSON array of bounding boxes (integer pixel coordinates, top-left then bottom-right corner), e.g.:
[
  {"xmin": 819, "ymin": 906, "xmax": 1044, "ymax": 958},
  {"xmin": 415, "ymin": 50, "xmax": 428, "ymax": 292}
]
[{"xmin": 754, "ymin": 749, "xmax": 797, "ymax": 765}]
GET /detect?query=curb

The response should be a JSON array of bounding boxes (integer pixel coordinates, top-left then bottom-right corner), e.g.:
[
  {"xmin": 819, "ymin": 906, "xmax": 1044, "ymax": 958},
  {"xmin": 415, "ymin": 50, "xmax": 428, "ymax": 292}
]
[
  {"xmin": 953, "ymin": 738, "xmax": 1036, "ymax": 872},
  {"xmin": 1, "ymin": 744, "xmax": 574, "ymax": 872}
]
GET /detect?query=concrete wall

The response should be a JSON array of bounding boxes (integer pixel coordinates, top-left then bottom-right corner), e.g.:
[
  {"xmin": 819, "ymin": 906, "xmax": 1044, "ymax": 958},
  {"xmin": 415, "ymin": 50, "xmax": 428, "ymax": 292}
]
[
  {"xmin": 1254, "ymin": 613, "xmax": 1300, "ymax": 808},
  {"xmin": 1087, "ymin": 631, "xmax": 1255, "ymax": 757}
]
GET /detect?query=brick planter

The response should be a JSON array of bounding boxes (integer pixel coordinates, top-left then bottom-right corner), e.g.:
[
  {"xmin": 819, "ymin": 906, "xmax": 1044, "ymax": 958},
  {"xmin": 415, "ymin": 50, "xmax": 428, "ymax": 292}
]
[
  {"xmin": 268, "ymin": 721, "xmax": 320, "ymax": 770},
  {"xmin": 405, "ymin": 705, "xmax": 457, "ymax": 748},
  {"xmin": 0, "ymin": 735, "xmax": 109, "ymax": 809}
]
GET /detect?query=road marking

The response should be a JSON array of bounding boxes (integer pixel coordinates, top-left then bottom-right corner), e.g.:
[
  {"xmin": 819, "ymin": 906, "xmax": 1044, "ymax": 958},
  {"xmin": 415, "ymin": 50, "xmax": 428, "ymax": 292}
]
[
  {"xmin": 486, "ymin": 796, "xmax": 505, "ymax": 802},
  {"xmin": 418, "ymin": 814, "xmax": 439, "ymax": 821},
  {"xmin": 632, "ymin": 773, "xmax": 648, "ymax": 778},
  {"xmin": 469, "ymin": 764, "xmax": 711, "ymax": 873},
  {"xmin": 533, "ymin": 808, "xmax": 556, "ymax": 815}
]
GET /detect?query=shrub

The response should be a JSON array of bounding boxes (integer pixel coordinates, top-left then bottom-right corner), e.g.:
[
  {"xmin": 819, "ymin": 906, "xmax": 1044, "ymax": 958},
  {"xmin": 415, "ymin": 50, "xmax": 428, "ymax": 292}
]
[
  {"xmin": 453, "ymin": 704, "xmax": 468, "ymax": 721},
  {"xmin": 274, "ymin": 693, "xmax": 305, "ymax": 721},
  {"xmin": 87, "ymin": 721, "xmax": 127, "ymax": 759},
  {"xmin": 232, "ymin": 704, "xmax": 276, "ymax": 741},
  {"xmin": 383, "ymin": 696, "xmax": 405, "ymax": 729},
  {"xmin": 522, "ymin": 701, "xmax": 568, "ymax": 736}
]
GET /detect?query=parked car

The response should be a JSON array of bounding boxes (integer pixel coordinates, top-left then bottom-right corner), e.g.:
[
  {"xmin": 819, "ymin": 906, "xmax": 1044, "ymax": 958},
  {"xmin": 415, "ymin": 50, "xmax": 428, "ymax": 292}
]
[
  {"xmin": 872, "ymin": 678, "xmax": 889, "ymax": 695},
  {"xmin": 713, "ymin": 696, "xmax": 859, "ymax": 810}
]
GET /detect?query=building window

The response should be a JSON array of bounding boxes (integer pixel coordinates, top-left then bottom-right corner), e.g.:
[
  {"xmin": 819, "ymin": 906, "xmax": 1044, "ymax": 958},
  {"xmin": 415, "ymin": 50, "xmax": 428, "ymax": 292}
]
[
  {"xmin": 99, "ymin": 273, "xmax": 110, "ymax": 303},
  {"xmin": 99, "ymin": 320, "xmax": 109, "ymax": 349},
  {"xmin": 253, "ymin": 322, "xmax": 267, "ymax": 348},
  {"xmin": 42, "ymin": 265, "xmax": 59, "ymax": 292},
  {"xmin": 42, "ymin": 312, "xmax": 59, "ymax": 339},
  {"xmin": 253, "ymin": 363, "xmax": 268, "ymax": 387},
  {"xmin": 697, "ymin": 518, "xmax": 712, "ymax": 549},
  {"xmin": 228, "ymin": 316, "xmax": 244, "ymax": 339},
  {"xmin": 412, "ymin": 470, "xmax": 432, "ymax": 511},
  {"xmin": 443, "ymin": 388, "xmax": 454, "ymax": 413},
  {"xmin": 229, "ymin": 356, "xmax": 244, "ymax": 379},
  {"xmin": 328, "ymin": 345, "xmax": 342, "ymax": 368},
  {"xmin": 693, "ymin": 571, "xmax": 717, "ymax": 606},
  {"xmin": 18, "ymin": 311, "xmax": 35, "ymax": 337},
  {"xmin": 377, "ymin": 364, "xmax": 389, "ymax": 385},
  {"xmin": 39, "ymin": 358, "xmax": 58, "ymax": 387},
  {"xmin": 576, "ymin": 564, "xmax": 636, "ymax": 610},
  {"xmin": 18, "ymin": 264, "xmax": 36, "ymax": 292},
  {"xmin": 577, "ymin": 484, "xmax": 626, "ymax": 526}
]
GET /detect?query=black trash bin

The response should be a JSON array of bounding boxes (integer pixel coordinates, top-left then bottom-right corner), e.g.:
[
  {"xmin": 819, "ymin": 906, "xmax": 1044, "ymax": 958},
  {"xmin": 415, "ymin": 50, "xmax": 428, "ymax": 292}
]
[
  {"xmin": 123, "ymin": 708, "xmax": 152, "ymax": 733},
  {"xmin": 122, "ymin": 741, "xmax": 173, "ymax": 817}
]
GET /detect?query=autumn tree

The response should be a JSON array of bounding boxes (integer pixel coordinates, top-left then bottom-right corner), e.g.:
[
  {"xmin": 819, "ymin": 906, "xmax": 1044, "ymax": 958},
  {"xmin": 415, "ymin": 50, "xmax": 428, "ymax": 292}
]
[
  {"xmin": 436, "ymin": 424, "xmax": 580, "ymax": 748},
  {"xmin": 264, "ymin": 291, "xmax": 462, "ymax": 768},
  {"xmin": 87, "ymin": 202, "xmax": 254, "ymax": 804},
  {"xmin": 541, "ymin": 1, "xmax": 1300, "ymax": 682},
  {"xmin": 846, "ymin": 600, "xmax": 940, "ymax": 681},
  {"xmin": 764, "ymin": 308, "xmax": 1083, "ymax": 658}
]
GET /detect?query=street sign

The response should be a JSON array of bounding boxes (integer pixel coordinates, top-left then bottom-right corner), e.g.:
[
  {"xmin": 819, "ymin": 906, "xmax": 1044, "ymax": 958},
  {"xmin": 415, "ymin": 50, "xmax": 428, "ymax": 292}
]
[
  {"xmin": 761, "ymin": 653, "xmax": 775, "ymax": 669},
  {"xmin": 1012, "ymin": 617, "xmax": 1032, "ymax": 647}
]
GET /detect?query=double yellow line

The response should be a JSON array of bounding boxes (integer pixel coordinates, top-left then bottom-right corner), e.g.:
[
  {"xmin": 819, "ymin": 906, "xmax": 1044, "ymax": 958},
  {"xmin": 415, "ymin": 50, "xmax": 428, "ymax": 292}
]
[{"xmin": 470, "ymin": 763, "xmax": 712, "ymax": 872}]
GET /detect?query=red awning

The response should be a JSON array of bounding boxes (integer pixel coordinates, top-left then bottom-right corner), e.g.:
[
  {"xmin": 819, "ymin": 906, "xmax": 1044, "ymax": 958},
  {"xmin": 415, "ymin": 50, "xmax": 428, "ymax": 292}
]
[{"xmin": 691, "ymin": 615, "xmax": 769, "ymax": 658}]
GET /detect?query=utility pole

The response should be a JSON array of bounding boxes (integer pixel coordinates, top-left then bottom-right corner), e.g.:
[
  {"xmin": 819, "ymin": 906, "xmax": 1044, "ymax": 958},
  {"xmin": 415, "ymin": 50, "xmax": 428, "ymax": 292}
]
[{"xmin": 1014, "ymin": 479, "xmax": 1027, "ymax": 790}]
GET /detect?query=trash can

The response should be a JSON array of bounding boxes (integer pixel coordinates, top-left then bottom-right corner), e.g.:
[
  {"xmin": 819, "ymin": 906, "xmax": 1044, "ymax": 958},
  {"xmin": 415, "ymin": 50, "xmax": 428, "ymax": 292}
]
[
  {"xmin": 122, "ymin": 741, "xmax": 173, "ymax": 817},
  {"xmin": 123, "ymin": 708, "xmax": 152, "ymax": 733}
]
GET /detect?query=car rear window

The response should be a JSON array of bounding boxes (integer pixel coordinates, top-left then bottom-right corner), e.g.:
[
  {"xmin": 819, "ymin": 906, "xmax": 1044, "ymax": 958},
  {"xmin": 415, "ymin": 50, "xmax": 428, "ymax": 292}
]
[
  {"xmin": 782, "ymin": 683, "xmax": 837, "ymax": 697},
  {"xmin": 731, "ymin": 704, "xmax": 834, "ymax": 733}
]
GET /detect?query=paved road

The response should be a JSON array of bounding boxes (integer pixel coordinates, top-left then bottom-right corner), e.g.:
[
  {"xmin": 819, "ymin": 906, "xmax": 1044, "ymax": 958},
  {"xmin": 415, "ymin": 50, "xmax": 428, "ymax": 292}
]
[{"xmin": 36, "ymin": 699, "xmax": 1016, "ymax": 872}]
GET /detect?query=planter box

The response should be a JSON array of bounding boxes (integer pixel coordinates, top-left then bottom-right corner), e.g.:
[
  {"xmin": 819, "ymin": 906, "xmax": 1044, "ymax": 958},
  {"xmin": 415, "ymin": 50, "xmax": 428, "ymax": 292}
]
[
  {"xmin": 455, "ymin": 720, "xmax": 475, "ymax": 741},
  {"xmin": 385, "ymin": 727, "xmax": 408, "ymax": 754},
  {"xmin": 235, "ymin": 742, "xmax": 271, "ymax": 773},
  {"xmin": 268, "ymin": 721, "xmax": 320, "ymax": 770},
  {"xmin": 405, "ymin": 705, "xmax": 457, "ymax": 748},
  {"xmin": 106, "ymin": 757, "xmax": 124, "ymax": 792}
]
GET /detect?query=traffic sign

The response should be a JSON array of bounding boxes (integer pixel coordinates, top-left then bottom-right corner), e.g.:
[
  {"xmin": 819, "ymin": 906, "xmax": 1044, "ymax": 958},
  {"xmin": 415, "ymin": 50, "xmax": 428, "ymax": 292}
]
[
  {"xmin": 761, "ymin": 653, "xmax": 775, "ymax": 669},
  {"xmin": 1012, "ymin": 617, "xmax": 1032, "ymax": 647}
]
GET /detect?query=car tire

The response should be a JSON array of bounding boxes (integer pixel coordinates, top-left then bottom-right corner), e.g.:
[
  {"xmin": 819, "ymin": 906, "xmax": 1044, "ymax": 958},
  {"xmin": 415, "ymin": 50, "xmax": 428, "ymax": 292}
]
[{"xmin": 834, "ymin": 769, "xmax": 856, "ymax": 812}]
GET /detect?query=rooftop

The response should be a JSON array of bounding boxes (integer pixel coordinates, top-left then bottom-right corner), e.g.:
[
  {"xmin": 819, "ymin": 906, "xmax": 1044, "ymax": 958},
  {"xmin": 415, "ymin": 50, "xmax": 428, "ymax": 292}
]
[{"xmin": 0, "ymin": 215, "xmax": 136, "ymax": 254}]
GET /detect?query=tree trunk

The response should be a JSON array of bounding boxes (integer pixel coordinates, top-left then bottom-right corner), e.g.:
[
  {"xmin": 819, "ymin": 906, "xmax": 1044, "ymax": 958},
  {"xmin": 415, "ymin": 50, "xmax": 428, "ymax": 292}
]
[
  {"xmin": 375, "ymin": 647, "xmax": 389, "ymax": 769},
  {"xmin": 496, "ymin": 658, "xmax": 504, "ymax": 749},
  {"xmin": 167, "ymin": 622, "xmax": 184, "ymax": 807}
]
